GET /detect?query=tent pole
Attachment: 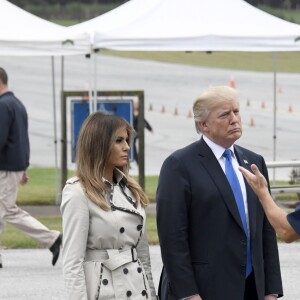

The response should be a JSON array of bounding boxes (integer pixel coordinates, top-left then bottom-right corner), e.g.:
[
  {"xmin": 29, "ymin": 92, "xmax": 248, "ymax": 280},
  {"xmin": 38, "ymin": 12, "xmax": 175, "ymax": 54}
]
[
  {"xmin": 60, "ymin": 56, "xmax": 67, "ymax": 196},
  {"xmin": 272, "ymin": 52, "xmax": 277, "ymax": 184},
  {"xmin": 93, "ymin": 50, "xmax": 98, "ymax": 112},
  {"xmin": 51, "ymin": 56, "xmax": 60, "ymax": 205},
  {"xmin": 88, "ymin": 49, "xmax": 93, "ymax": 114}
]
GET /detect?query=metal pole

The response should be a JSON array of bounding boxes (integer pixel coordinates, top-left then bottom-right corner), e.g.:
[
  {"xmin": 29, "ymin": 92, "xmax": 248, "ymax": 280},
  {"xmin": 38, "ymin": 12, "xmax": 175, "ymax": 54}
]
[
  {"xmin": 88, "ymin": 50, "xmax": 93, "ymax": 114},
  {"xmin": 93, "ymin": 50, "xmax": 98, "ymax": 112},
  {"xmin": 51, "ymin": 57, "xmax": 61, "ymax": 205},
  {"xmin": 138, "ymin": 95, "xmax": 145, "ymax": 191},
  {"xmin": 60, "ymin": 56, "xmax": 67, "ymax": 194},
  {"xmin": 272, "ymin": 52, "xmax": 277, "ymax": 184}
]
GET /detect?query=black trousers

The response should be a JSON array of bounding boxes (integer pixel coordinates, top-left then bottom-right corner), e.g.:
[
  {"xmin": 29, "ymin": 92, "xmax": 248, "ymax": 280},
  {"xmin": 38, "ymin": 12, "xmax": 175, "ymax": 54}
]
[{"xmin": 244, "ymin": 272, "xmax": 258, "ymax": 300}]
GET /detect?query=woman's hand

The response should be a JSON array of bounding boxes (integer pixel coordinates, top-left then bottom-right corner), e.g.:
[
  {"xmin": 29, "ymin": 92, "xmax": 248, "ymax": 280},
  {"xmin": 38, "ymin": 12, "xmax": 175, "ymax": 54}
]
[{"xmin": 238, "ymin": 164, "xmax": 269, "ymax": 199}]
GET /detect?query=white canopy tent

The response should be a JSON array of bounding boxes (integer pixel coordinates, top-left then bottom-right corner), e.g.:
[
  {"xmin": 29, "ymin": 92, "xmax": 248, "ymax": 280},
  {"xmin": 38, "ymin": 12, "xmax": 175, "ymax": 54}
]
[
  {"xmin": 69, "ymin": 0, "xmax": 300, "ymax": 182},
  {"xmin": 0, "ymin": 0, "xmax": 91, "ymax": 201},
  {"xmin": 68, "ymin": 0, "xmax": 300, "ymax": 51},
  {"xmin": 0, "ymin": 0, "xmax": 90, "ymax": 56}
]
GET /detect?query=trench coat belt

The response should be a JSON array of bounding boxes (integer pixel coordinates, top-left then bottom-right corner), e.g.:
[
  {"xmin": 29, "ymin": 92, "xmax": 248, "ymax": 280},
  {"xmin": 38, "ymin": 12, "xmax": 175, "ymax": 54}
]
[{"xmin": 85, "ymin": 247, "xmax": 138, "ymax": 271}]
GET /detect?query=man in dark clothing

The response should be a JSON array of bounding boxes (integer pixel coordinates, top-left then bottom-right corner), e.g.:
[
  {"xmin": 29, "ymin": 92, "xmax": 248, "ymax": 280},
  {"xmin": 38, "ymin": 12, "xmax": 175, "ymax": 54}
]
[
  {"xmin": 0, "ymin": 67, "xmax": 62, "ymax": 269},
  {"xmin": 133, "ymin": 100, "xmax": 153, "ymax": 166}
]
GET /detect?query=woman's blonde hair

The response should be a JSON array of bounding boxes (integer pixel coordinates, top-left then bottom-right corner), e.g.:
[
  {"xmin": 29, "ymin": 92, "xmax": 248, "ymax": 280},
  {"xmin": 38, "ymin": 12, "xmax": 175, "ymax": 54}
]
[
  {"xmin": 193, "ymin": 86, "xmax": 239, "ymax": 134},
  {"xmin": 76, "ymin": 112, "xmax": 149, "ymax": 210}
]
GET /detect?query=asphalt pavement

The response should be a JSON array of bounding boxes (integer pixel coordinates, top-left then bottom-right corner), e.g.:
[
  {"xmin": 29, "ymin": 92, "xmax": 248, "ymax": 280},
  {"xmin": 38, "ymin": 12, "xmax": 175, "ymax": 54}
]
[
  {"xmin": 1, "ymin": 243, "xmax": 300, "ymax": 299},
  {"xmin": 1, "ymin": 54, "xmax": 300, "ymax": 180},
  {"xmin": 1, "ymin": 204, "xmax": 299, "ymax": 299},
  {"xmin": 1, "ymin": 54, "xmax": 300, "ymax": 299}
]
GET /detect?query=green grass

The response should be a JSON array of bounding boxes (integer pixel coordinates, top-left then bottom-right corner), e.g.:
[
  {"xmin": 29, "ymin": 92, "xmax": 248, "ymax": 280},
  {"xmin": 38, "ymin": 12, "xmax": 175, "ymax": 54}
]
[
  {"xmin": 9, "ymin": 167, "xmax": 298, "ymax": 249},
  {"xmin": 101, "ymin": 50, "xmax": 300, "ymax": 73},
  {"xmin": 146, "ymin": 213, "xmax": 159, "ymax": 245},
  {"xmin": 17, "ymin": 167, "xmax": 298, "ymax": 204},
  {"xmin": 2, "ymin": 216, "xmax": 62, "ymax": 249},
  {"xmin": 2, "ymin": 214, "xmax": 159, "ymax": 248},
  {"xmin": 17, "ymin": 167, "xmax": 157, "ymax": 205},
  {"xmin": 17, "ymin": 168, "xmax": 59, "ymax": 205}
]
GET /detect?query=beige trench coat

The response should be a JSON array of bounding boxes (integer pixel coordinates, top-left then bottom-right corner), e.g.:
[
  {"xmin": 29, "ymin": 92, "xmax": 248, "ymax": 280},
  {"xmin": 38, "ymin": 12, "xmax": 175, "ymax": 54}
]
[{"xmin": 61, "ymin": 172, "xmax": 157, "ymax": 300}]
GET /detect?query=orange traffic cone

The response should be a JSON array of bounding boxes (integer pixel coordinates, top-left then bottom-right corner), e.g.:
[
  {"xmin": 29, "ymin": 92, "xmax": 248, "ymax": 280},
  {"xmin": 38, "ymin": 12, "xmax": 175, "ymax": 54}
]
[
  {"xmin": 250, "ymin": 118, "xmax": 255, "ymax": 127},
  {"xmin": 187, "ymin": 110, "xmax": 193, "ymax": 118},
  {"xmin": 174, "ymin": 107, "xmax": 179, "ymax": 116},
  {"xmin": 229, "ymin": 77, "xmax": 236, "ymax": 88}
]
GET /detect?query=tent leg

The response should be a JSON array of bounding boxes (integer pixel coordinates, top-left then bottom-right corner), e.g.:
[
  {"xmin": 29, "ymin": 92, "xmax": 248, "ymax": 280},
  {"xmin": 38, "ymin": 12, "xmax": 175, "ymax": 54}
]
[
  {"xmin": 51, "ymin": 56, "xmax": 61, "ymax": 205},
  {"xmin": 93, "ymin": 50, "xmax": 98, "ymax": 112},
  {"xmin": 272, "ymin": 52, "xmax": 277, "ymax": 184},
  {"xmin": 60, "ymin": 56, "xmax": 67, "ymax": 194},
  {"xmin": 88, "ymin": 50, "xmax": 93, "ymax": 114}
]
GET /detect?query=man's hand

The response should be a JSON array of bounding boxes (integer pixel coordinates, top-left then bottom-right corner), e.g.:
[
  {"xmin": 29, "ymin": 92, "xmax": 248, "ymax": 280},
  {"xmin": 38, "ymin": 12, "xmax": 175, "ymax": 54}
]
[{"xmin": 20, "ymin": 171, "xmax": 29, "ymax": 185}]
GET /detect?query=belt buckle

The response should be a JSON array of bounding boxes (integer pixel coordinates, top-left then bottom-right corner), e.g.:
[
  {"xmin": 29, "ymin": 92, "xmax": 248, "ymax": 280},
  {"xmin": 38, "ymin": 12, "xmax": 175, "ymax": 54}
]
[{"xmin": 131, "ymin": 247, "xmax": 137, "ymax": 262}]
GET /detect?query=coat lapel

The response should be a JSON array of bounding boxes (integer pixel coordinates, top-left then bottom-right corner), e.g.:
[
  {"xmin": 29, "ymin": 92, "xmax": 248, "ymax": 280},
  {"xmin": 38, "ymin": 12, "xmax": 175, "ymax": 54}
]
[
  {"xmin": 197, "ymin": 139, "xmax": 245, "ymax": 232},
  {"xmin": 110, "ymin": 184, "xmax": 145, "ymax": 220}
]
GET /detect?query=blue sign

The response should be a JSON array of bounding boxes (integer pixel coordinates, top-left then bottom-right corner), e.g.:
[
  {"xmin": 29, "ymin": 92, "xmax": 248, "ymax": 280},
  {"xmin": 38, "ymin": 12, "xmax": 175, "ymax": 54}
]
[{"xmin": 71, "ymin": 99, "xmax": 134, "ymax": 162}]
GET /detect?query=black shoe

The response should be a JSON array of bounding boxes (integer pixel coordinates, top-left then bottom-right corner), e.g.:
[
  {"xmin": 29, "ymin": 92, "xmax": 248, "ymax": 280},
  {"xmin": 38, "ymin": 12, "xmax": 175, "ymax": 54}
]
[{"xmin": 49, "ymin": 233, "xmax": 62, "ymax": 266}]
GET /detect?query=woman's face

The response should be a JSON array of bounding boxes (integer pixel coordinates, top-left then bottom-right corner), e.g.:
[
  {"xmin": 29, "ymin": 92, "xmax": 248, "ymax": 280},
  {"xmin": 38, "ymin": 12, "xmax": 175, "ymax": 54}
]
[{"xmin": 107, "ymin": 127, "xmax": 130, "ymax": 170}]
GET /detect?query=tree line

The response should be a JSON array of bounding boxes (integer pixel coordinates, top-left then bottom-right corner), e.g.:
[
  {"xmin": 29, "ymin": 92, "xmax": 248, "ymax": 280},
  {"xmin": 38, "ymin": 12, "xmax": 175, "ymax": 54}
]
[
  {"xmin": 10, "ymin": 0, "xmax": 128, "ymax": 6},
  {"xmin": 9, "ymin": 0, "xmax": 300, "ymax": 9},
  {"xmin": 248, "ymin": 0, "xmax": 300, "ymax": 9},
  {"xmin": 8, "ymin": 0, "xmax": 300, "ymax": 24},
  {"xmin": 9, "ymin": 0, "xmax": 130, "ymax": 22}
]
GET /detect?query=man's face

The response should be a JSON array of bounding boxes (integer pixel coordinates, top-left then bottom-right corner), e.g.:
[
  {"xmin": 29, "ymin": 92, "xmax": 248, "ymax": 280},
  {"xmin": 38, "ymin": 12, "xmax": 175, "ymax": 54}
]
[{"xmin": 201, "ymin": 99, "xmax": 242, "ymax": 148}]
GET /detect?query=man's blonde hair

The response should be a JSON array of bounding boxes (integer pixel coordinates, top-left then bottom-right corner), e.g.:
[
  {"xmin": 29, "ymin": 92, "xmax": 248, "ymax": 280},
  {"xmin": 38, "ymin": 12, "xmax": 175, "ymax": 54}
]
[{"xmin": 193, "ymin": 86, "xmax": 239, "ymax": 134}]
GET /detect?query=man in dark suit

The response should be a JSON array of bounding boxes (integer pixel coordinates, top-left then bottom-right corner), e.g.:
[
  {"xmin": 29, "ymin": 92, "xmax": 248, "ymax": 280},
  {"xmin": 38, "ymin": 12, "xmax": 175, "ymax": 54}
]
[{"xmin": 156, "ymin": 86, "xmax": 283, "ymax": 300}]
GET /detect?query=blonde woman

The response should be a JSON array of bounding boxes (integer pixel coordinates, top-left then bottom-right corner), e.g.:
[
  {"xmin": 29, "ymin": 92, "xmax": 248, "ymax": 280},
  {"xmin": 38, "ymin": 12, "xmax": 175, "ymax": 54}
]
[{"xmin": 61, "ymin": 112, "xmax": 157, "ymax": 300}]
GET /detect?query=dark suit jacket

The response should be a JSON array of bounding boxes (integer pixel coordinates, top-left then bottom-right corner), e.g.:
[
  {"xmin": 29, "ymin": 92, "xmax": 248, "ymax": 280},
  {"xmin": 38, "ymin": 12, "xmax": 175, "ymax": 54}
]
[{"xmin": 156, "ymin": 138, "xmax": 283, "ymax": 300}]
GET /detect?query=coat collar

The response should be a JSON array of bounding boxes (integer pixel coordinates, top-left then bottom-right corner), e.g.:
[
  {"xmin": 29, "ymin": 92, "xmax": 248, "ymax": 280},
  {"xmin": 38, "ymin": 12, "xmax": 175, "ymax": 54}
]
[
  {"xmin": 103, "ymin": 168, "xmax": 128, "ymax": 186},
  {"xmin": 104, "ymin": 170, "xmax": 145, "ymax": 220}
]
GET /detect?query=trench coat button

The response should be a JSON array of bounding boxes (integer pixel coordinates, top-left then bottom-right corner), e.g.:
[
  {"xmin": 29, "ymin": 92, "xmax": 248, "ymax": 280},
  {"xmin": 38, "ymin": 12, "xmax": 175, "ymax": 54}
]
[
  {"xmin": 137, "ymin": 224, "xmax": 143, "ymax": 231},
  {"xmin": 142, "ymin": 290, "xmax": 147, "ymax": 296},
  {"xmin": 103, "ymin": 279, "xmax": 108, "ymax": 285},
  {"xmin": 137, "ymin": 267, "xmax": 142, "ymax": 273},
  {"xmin": 126, "ymin": 290, "xmax": 132, "ymax": 297},
  {"xmin": 120, "ymin": 227, "xmax": 125, "ymax": 233},
  {"xmin": 123, "ymin": 268, "xmax": 129, "ymax": 274}
]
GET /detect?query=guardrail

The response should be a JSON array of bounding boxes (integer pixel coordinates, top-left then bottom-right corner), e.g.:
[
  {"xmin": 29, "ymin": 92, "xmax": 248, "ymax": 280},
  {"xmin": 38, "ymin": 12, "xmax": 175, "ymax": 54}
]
[
  {"xmin": 271, "ymin": 185, "xmax": 300, "ymax": 195},
  {"xmin": 266, "ymin": 161, "xmax": 300, "ymax": 195}
]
